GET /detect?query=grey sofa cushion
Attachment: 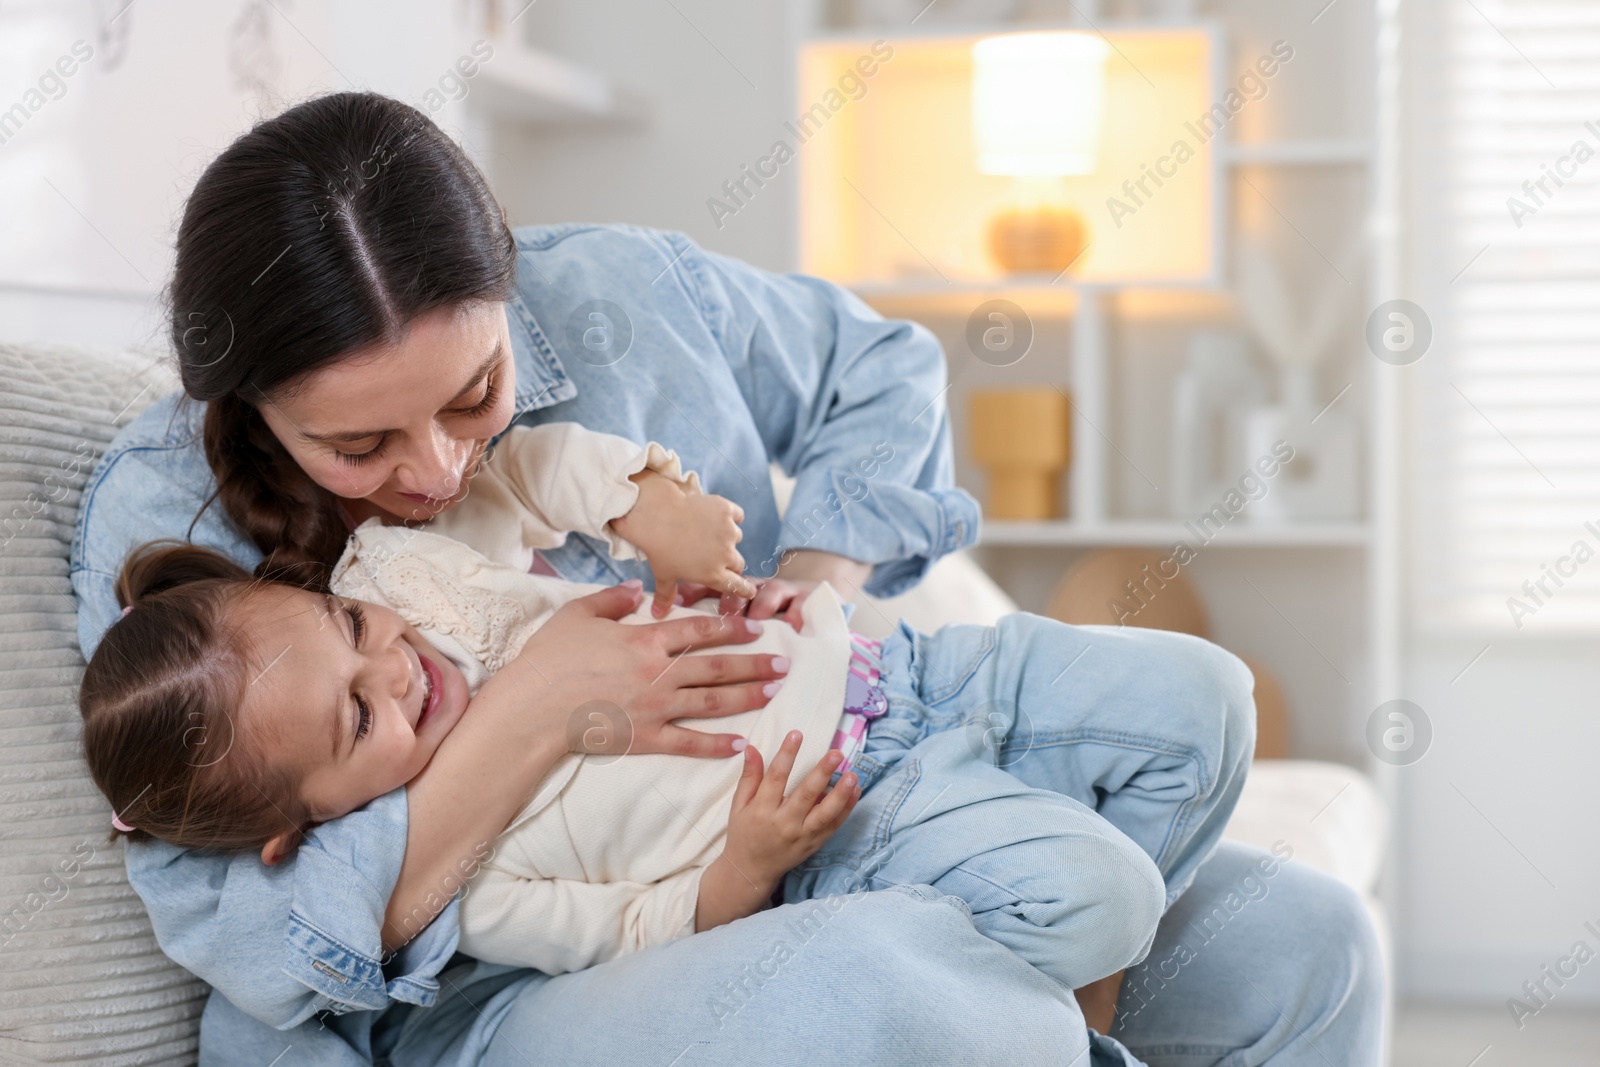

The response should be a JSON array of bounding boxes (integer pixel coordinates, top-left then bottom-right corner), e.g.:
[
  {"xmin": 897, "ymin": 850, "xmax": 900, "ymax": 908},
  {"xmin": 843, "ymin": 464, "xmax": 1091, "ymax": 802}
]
[{"xmin": 0, "ymin": 343, "xmax": 205, "ymax": 1064}]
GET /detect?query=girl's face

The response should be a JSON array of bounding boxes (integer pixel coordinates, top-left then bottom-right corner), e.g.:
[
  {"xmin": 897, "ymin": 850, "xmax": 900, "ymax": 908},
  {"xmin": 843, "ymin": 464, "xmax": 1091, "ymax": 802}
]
[
  {"xmin": 236, "ymin": 585, "xmax": 471, "ymax": 823},
  {"xmin": 257, "ymin": 301, "xmax": 518, "ymax": 523}
]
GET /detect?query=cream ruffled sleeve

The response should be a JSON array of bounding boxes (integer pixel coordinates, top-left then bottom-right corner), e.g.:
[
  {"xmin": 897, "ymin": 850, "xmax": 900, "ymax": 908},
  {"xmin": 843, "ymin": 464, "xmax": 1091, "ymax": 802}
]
[{"xmin": 475, "ymin": 423, "xmax": 701, "ymax": 561}]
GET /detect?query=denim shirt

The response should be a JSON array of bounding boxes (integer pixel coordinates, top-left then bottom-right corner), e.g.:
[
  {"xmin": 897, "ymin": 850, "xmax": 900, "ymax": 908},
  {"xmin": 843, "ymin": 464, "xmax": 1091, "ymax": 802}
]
[{"xmin": 69, "ymin": 223, "xmax": 977, "ymax": 1030}]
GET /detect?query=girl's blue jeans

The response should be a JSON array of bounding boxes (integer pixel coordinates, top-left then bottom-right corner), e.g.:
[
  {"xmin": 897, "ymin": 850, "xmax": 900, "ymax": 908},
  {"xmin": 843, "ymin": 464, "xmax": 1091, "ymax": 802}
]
[{"xmin": 783, "ymin": 615, "xmax": 1256, "ymax": 993}]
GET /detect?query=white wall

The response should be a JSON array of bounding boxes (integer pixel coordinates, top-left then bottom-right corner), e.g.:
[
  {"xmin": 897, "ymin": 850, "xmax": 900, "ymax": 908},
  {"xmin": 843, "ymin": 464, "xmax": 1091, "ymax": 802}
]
[
  {"xmin": 1393, "ymin": 0, "xmax": 1600, "ymax": 1008},
  {"xmin": 0, "ymin": 0, "xmax": 492, "ymax": 351},
  {"xmin": 494, "ymin": 0, "xmax": 806, "ymax": 273},
  {"xmin": 1398, "ymin": 651, "xmax": 1600, "ymax": 1007}
]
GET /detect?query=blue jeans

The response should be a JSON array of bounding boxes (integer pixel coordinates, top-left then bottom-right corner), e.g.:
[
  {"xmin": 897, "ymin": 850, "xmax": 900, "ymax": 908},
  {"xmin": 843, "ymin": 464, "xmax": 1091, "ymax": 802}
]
[
  {"xmin": 783, "ymin": 616, "xmax": 1254, "ymax": 992},
  {"xmin": 197, "ymin": 623, "xmax": 1384, "ymax": 1065},
  {"xmin": 199, "ymin": 846, "xmax": 1382, "ymax": 1066}
]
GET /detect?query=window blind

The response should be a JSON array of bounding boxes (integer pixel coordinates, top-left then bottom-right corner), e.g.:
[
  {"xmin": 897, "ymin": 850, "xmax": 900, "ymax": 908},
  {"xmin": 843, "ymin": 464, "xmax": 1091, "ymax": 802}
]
[{"xmin": 1414, "ymin": 0, "xmax": 1600, "ymax": 632}]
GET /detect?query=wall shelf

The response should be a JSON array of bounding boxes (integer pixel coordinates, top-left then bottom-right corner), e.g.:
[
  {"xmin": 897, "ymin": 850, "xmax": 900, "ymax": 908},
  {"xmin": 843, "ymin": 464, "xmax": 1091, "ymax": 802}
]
[
  {"xmin": 979, "ymin": 519, "xmax": 1371, "ymax": 548},
  {"xmin": 1223, "ymin": 139, "xmax": 1373, "ymax": 166},
  {"xmin": 472, "ymin": 41, "xmax": 649, "ymax": 126},
  {"xmin": 847, "ymin": 276, "xmax": 1225, "ymax": 299}
]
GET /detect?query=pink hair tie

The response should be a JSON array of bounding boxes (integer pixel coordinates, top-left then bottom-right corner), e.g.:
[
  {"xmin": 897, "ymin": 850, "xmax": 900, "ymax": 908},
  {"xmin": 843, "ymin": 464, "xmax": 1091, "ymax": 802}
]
[
  {"xmin": 111, "ymin": 811, "xmax": 136, "ymax": 833},
  {"xmin": 120, "ymin": 605, "xmax": 133, "ymax": 619}
]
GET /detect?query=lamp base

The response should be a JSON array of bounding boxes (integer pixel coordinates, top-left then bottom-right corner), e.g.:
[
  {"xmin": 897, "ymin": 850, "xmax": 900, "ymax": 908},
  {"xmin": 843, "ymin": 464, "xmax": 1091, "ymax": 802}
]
[{"xmin": 986, "ymin": 205, "xmax": 1088, "ymax": 275}]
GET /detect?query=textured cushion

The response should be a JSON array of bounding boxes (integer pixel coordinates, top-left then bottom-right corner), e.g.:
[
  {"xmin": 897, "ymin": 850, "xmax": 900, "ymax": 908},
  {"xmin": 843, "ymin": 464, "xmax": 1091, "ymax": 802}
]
[{"xmin": 0, "ymin": 343, "xmax": 204, "ymax": 1065}]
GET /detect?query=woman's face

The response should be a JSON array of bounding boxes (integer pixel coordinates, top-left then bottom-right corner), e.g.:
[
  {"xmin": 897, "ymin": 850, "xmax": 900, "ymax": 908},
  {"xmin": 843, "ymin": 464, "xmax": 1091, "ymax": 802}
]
[{"xmin": 257, "ymin": 301, "xmax": 517, "ymax": 522}]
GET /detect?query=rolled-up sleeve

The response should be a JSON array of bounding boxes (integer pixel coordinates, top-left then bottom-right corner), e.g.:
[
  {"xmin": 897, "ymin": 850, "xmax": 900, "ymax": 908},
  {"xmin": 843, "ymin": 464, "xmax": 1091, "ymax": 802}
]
[
  {"xmin": 680, "ymin": 237, "xmax": 979, "ymax": 597},
  {"xmin": 125, "ymin": 787, "xmax": 461, "ymax": 1029}
]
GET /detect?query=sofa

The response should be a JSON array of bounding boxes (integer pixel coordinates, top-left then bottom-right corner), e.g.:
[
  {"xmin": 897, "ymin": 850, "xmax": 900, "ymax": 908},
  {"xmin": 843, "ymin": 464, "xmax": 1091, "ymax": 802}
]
[{"xmin": 0, "ymin": 341, "xmax": 1389, "ymax": 1064}]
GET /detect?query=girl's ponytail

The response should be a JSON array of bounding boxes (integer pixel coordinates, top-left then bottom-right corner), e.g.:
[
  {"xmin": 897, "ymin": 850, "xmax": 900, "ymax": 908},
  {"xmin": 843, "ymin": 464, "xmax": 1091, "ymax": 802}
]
[
  {"xmin": 81, "ymin": 543, "xmax": 310, "ymax": 851},
  {"xmin": 115, "ymin": 540, "xmax": 253, "ymax": 606}
]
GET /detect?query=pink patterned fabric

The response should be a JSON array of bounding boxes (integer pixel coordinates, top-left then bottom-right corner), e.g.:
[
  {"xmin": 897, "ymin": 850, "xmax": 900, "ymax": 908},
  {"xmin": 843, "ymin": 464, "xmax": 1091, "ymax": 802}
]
[{"xmin": 830, "ymin": 633, "xmax": 888, "ymax": 774}]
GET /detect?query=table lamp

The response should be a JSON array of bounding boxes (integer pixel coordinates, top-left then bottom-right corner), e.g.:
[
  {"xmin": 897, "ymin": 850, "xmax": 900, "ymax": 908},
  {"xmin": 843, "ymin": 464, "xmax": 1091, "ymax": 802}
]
[{"xmin": 971, "ymin": 32, "xmax": 1108, "ymax": 275}]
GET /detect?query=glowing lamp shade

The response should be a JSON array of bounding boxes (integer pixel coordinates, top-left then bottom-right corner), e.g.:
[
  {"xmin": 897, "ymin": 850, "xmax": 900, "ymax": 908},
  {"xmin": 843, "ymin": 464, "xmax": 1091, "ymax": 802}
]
[{"xmin": 972, "ymin": 33, "xmax": 1110, "ymax": 177}]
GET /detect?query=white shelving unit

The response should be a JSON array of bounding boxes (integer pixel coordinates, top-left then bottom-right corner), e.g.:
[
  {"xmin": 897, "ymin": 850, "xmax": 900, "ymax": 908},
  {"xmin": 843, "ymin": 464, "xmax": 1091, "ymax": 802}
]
[{"xmin": 798, "ymin": 4, "xmax": 1389, "ymax": 787}]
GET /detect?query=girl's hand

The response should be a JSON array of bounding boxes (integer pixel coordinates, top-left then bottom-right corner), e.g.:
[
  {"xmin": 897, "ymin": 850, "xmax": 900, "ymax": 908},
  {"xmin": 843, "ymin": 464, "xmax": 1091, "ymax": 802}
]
[
  {"xmin": 491, "ymin": 580, "xmax": 788, "ymax": 761},
  {"xmin": 695, "ymin": 731, "xmax": 860, "ymax": 932},
  {"xmin": 725, "ymin": 732, "xmax": 858, "ymax": 887},
  {"xmin": 676, "ymin": 577, "xmax": 817, "ymax": 631},
  {"xmin": 610, "ymin": 472, "xmax": 757, "ymax": 616}
]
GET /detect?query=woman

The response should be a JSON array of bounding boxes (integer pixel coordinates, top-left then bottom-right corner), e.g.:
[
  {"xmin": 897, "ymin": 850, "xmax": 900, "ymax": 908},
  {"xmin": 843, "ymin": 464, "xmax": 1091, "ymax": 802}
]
[{"xmin": 72, "ymin": 93, "xmax": 1381, "ymax": 1066}]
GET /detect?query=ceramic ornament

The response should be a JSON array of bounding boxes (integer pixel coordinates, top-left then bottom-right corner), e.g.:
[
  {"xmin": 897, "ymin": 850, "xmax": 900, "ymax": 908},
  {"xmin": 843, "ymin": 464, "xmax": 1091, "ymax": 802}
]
[{"xmin": 1234, "ymin": 236, "xmax": 1364, "ymax": 522}]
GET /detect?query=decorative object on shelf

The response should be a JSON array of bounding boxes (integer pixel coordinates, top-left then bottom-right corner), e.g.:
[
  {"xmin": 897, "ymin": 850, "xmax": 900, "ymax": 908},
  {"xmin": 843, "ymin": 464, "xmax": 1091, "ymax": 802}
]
[
  {"xmin": 228, "ymin": 0, "xmax": 282, "ymax": 114},
  {"xmin": 1240, "ymin": 656, "xmax": 1290, "ymax": 759},
  {"xmin": 1234, "ymin": 237, "xmax": 1363, "ymax": 521},
  {"xmin": 1240, "ymin": 370, "xmax": 1362, "ymax": 521},
  {"xmin": 971, "ymin": 32, "xmax": 1108, "ymax": 276},
  {"xmin": 471, "ymin": 0, "xmax": 523, "ymax": 41},
  {"xmin": 90, "ymin": 0, "xmax": 134, "ymax": 71},
  {"xmin": 1044, "ymin": 548, "xmax": 1209, "ymax": 637},
  {"xmin": 969, "ymin": 387, "xmax": 1072, "ymax": 520},
  {"xmin": 1170, "ymin": 331, "xmax": 1269, "ymax": 519}
]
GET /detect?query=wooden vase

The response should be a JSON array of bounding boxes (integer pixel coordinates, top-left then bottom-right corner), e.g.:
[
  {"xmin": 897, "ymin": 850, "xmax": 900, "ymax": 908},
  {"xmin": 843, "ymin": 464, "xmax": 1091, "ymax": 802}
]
[{"xmin": 969, "ymin": 388, "xmax": 1072, "ymax": 520}]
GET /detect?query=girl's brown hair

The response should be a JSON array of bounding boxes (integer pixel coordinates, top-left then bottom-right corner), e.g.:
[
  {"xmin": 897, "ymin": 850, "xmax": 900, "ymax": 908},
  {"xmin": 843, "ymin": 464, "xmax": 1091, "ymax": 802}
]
[
  {"xmin": 171, "ymin": 91, "xmax": 518, "ymax": 580},
  {"xmin": 79, "ymin": 543, "xmax": 311, "ymax": 851}
]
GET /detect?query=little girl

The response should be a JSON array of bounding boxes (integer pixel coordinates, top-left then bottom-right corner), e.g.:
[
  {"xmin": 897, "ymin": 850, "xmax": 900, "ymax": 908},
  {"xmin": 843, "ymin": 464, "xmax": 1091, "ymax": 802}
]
[{"xmin": 81, "ymin": 423, "xmax": 1252, "ymax": 1000}]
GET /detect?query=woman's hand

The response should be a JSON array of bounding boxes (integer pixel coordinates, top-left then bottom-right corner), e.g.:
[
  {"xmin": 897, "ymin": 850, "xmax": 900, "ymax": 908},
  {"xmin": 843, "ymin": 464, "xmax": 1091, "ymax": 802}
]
[
  {"xmin": 388, "ymin": 580, "xmax": 789, "ymax": 953},
  {"xmin": 695, "ymin": 732, "xmax": 860, "ymax": 933},
  {"xmin": 494, "ymin": 579, "xmax": 787, "ymax": 759},
  {"xmin": 610, "ymin": 471, "xmax": 757, "ymax": 616}
]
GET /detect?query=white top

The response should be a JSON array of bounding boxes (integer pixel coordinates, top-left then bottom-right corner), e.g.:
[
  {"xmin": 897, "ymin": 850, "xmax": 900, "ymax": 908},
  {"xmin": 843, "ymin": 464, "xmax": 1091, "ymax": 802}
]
[{"xmin": 328, "ymin": 425, "xmax": 852, "ymax": 974}]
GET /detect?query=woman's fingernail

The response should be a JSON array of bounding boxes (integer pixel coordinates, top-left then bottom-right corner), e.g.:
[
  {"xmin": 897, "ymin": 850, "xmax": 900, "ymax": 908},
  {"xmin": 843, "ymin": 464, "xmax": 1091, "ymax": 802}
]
[
  {"xmin": 841, "ymin": 773, "xmax": 857, "ymax": 787},
  {"xmin": 622, "ymin": 578, "xmax": 643, "ymax": 590},
  {"xmin": 787, "ymin": 730, "xmax": 802, "ymax": 744},
  {"xmin": 763, "ymin": 681, "xmax": 784, "ymax": 698},
  {"xmin": 826, "ymin": 750, "xmax": 843, "ymax": 766},
  {"xmin": 744, "ymin": 619, "xmax": 761, "ymax": 634},
  {"xmin": 771, "ymin": 656, "xmax": 791, "ymax": 674},
  {"xmin": 730, "ymin": 738, "xmax": 748, "ymax": 753}
]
